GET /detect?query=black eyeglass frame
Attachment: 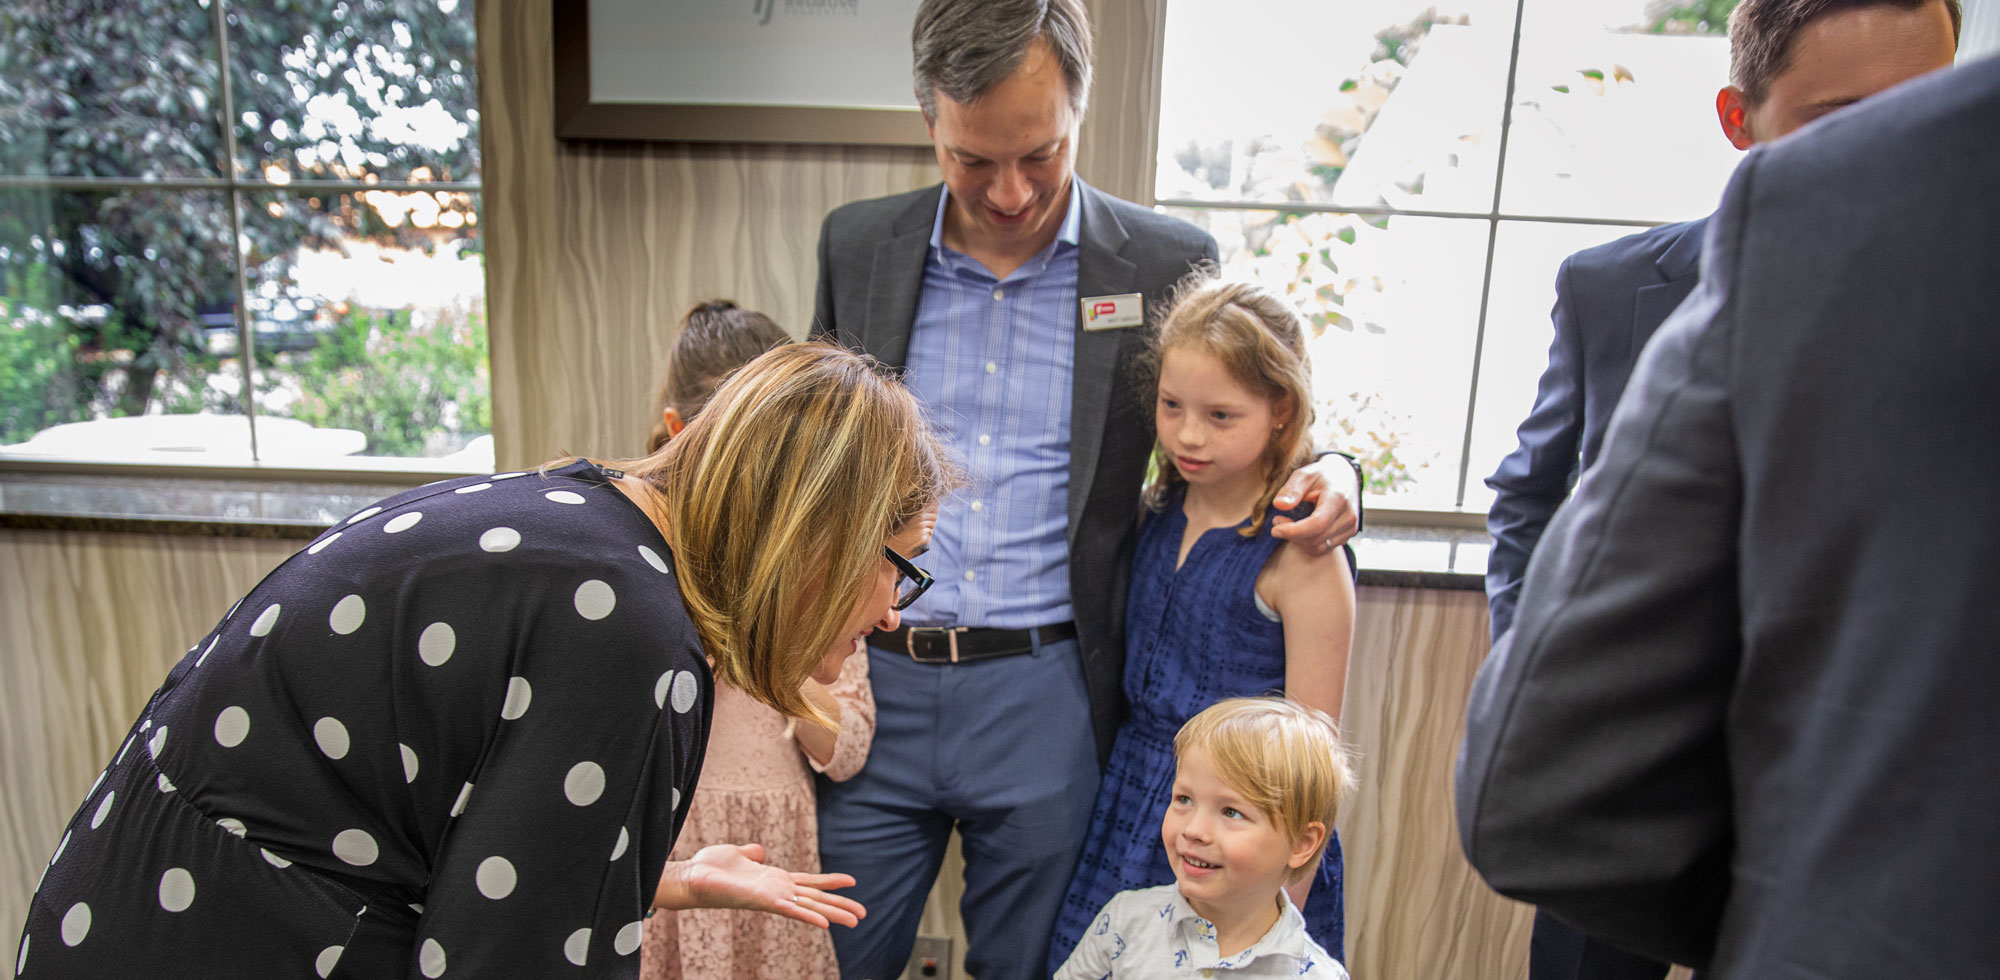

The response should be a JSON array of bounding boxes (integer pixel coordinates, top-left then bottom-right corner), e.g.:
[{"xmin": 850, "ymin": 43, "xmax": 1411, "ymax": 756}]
[{"xmin": 883, "ymin": 546, "xmax": 934, "ymax": 611}]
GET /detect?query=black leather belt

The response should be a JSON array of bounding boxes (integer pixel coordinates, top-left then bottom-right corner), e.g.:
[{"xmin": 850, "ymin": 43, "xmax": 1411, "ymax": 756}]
[{"xmin": 872, "ymin": 622, "xmax": 1078, "ymax": 664}]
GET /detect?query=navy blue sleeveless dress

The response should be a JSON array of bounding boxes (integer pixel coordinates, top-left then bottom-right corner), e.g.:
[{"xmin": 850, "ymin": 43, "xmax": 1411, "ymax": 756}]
[{"xmin": 1050, "ymin": 490, "xmax": 1346, "ymax": 971}]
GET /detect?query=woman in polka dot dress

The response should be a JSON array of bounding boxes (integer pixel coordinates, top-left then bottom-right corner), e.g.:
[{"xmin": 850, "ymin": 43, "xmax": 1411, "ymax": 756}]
[{"xmin": 14, "ymin": 342, "xmax": 954, "ymax": 979}]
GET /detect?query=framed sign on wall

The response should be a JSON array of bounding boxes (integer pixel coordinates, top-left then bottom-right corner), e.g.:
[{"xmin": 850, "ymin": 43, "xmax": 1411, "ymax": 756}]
[{"xmin": 553, "ymin": 0, "xmax": 931, "ymax": 146}]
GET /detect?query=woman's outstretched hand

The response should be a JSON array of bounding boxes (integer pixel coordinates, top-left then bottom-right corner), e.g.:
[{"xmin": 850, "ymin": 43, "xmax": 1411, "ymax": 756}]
[{"xmin": 654, "ymin": 843, "xmax": 867, "ymax": 929}]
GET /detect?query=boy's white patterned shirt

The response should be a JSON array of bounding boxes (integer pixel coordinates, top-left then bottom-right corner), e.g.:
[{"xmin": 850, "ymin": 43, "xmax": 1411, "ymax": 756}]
[{"xmin": 1054, "ymin": 883, "xmax": 1350, "ymax": 980}]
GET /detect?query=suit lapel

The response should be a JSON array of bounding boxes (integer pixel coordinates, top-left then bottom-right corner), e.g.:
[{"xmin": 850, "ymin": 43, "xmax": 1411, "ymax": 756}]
[
  {"xmin": 864, "ymin": 187, "xmax": 944, "ymax": 369},
  {"xmin": 1632, "ymin": 218, "xmax": 1707, "ymax": 355},
  {"xmin": 1069, "ymin": 181, "xmax": 1138, "ymax": 542}
]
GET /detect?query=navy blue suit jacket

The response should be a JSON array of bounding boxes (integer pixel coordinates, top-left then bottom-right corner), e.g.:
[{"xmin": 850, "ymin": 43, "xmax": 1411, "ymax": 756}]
[{"xmin": 1484, "ymin": 218, "xmax": 1706, "ymax": 639}]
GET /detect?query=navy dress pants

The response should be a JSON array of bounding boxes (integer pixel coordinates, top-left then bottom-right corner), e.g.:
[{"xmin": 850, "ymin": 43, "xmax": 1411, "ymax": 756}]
[{"xmin": 817, "ymin": 633, "xmax": 1100, "ymax": 980}]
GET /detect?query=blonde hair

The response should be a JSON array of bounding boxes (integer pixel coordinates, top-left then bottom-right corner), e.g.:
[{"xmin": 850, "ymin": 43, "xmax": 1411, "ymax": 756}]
[
  {"xmin": 1142, "ymin": 272, "xmax": 1315, "ymax": 535},
  {"xmin": 606, "ymin": 342, "xmax": 956, "ymax": 723},
  {"xmin": 647, "ymin": 300, "xmax": 791, "ymax": 453},
  {"xmin": 1174, "ymin": 697, "xmax": 1355, "ymax": 882}
]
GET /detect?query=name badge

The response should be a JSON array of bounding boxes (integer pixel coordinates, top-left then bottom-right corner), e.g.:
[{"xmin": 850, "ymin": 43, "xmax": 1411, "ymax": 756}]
[{"xmin": 1080, "ymin": 293, "xmax": 1145, "ymax": 330}]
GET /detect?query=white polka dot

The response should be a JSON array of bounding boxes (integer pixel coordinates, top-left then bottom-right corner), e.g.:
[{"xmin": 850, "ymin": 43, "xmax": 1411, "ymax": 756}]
[
  {"xmin": 451, "ymin": 781, "xmax": 474, "ymax": 817},
  {"xmin": 671, "ymin": 671, "xmax": 699, "ymax": 714},
  {"xmin": 217, "ymin": 817, "xmax": 246, "ymax": 838},
  {"xmin": 261, "ymin": 848, "xmax": 292, "ymax": 868},
  {"xmin": 614, "ymin": 920, "xmax": 643, "ymax": 955},
  {"xmin": 419, "ymin": 622, "xmax": 456, "ymax": 666},
  {"xmin": 573, "ymin": 580, "xmax": 616, "ymax": 620},
  {"xmin": 346, "ymin": 505, "xmax": 383, "ymax": 525},
  {"xmin": 249, "ymin": 603, "xmax": 281, "ymax": 637},
  {"xmin": 147, "ymin": 726, "xmax": 169, "ymax": 758},
  {"xmin": 90, "ymin": 792, "xmax": 114, "ymax": 829},
  {"xmin": 196, "ymin": 636, "xmax": 219, "ymax": 666},
  {"xmin": 329, "ymin": 594, "xmax": 366, "ymax": 635},
  {"xmin": 454, "ymin": 483, "xmax": 493, "ymax": 494},
  {"xmin": 501, "ymin": 677, "xmax": 533, "ymax": 720},
  {"xmin": 545, "ymin": 490, "xmax": 587, "ymax": 505},
  {"xmin": 420, "ymin": 937, "xmax": 447, "ymax": 977},
  {"xmin": 672, "ymin": 787, "xmax": 682, "ymax": 811},
  {"xmin": 563, "ymin": 928, "xmax": 591, "ymax": 966},
  {"xmin": 479, "ymin": 527, "xmax": 521, "ymax": 552},
  {"xmin": 476, "ymin": 856, "xmax": 517, "ymax": 899},
  {"xmin": 60, "ymin": 902, "xmax": 89, "ymax": 946},
  {"xmin": 50, "ymin": 832, "xmax": 70, "ymax": 866},
  {"xmin": 315, "ymin": 945, "xmax": 344, "ymax": 978},
  {"xmin": 491, "ymin": 472, "xmax": 525, "ymax": 481},
  {"xmin": 115, "ymin": 734, "xmax": 134, "ymax": 765},
  {"xmin": 87, "ymin": 769, "xmax": 106, "ymax": 799},
  {"xmin": 384, "ymin": 512, "xmax": 424, "ymax": 534},
  {"xmin": 16, "ymin": 933, "xmax": 25, "ymax": 975},
  {"xmin": 333, "ymin": 828, "xmax": 378, "ymax": 866},
  {"xmin": 214, "ymin": 706, "xmax": 251, "ymax": 748},
  {"xmin": 638, "ymin": 545, "xmax": 669, "ymax": 574},
  {"xmin": 410, "ymin": 903, "xmax": 425, "ymax": 914},
  {"xmin": 140, "ymin": 719, "xmax": 151, "ymax": 731},
  {"xmin": 654, "ymin": 671, "xmax": 673, "ymax": 709},
  {"xmin": 610, "ymin": 827, "xmax": 629, "ymax": 861},
  {"xmin": 158, "ymin": 867, "xmax": 195, "ymax": 912},
  {"xmin": 314, "ymin": 717, "xmax": 351, "ymax": 760},
  {"xmin": 157, "ymin": 773, "xmax": 175, "ymax": 793},
  {"xmin": 401, "ymin": 744, "xmax": 420, "ymax": 783},
  {"xmin": 564, "ymin": 762, "xmax": 606, "ymax": 806},
  {"xmin": 307, "ymin": 531, "xmax": 343, "ymax": 555}
]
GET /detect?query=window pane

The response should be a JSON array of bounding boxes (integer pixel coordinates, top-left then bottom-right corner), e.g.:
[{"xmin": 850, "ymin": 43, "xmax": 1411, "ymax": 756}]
[
  {"xmin": 0, "ymin": 2, "xmax": 226, "ymax": 178},
  {"xmin": 228, "ymin": 0, "xmax": 480, "ymax": 184},
  {"xmin": 1459, "ymin": 219, "xmax": 1653, "ymax": 512},
  {"xmin": 1157, "ymin": 0, "xmax": 1518, "ymax": 215},
  {"xmin": 0, "ymin": 188, "xmax": 250, "ymax": 461},
  {"xmin": 242, "ymin": 189, "xmax": 489, "ymax": 467},
  {"xmin": 1164, "ymin": 206, "xmax": 1490, "ymax": 507},
  {"xmin": 1498, "ymin": 0, "xmax": 1741, "ymax": 221}
]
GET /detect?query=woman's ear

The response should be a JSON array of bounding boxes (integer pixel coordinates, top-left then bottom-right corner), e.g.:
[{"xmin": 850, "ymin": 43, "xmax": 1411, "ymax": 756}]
[
  {"xmin": 1288, "ymin": 820, "xmax": 1327, "ymax": 870},
  {"xmin": 662, "ymin": 407, "xmax": 686, "ymax": 438}
]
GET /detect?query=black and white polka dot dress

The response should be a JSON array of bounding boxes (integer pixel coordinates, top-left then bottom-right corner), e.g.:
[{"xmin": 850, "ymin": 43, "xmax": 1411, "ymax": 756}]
[{"xmin": 16, "ymin": 461, "xmax": 712, "ymax": 979}]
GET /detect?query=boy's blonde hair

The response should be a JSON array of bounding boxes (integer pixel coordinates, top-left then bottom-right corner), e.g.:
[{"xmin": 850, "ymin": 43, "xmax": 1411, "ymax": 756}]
[
  {"xmin": 1141, "ymin": 271, "xmax": 1316, "ymax": 536},
  {"xmin": 1174, "ymin": 696, "xmax": 1356, "ymax": 881},
  {"xmin": 607, "ymin": 342, "xmax": 958, "ymax": 724}
]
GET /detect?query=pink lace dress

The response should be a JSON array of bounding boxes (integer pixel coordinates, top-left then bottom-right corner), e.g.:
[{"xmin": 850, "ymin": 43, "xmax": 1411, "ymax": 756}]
[{"xmin": 640, "ymin": 652, "xmax": 873, "ymax": 980}]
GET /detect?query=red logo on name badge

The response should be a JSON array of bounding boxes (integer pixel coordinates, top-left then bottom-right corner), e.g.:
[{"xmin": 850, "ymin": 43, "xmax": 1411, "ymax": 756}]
[{"xmin": 1092, "ymin": 302, "xmax": 1117, "ymax": 319}]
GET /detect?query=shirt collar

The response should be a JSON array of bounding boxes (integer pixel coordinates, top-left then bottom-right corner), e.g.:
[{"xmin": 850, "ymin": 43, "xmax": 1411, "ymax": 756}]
[
  {"xmin": 927, "ymin": 181, "xmax": 1082, "ymax": 257},
  {"xmin": 1166, "ymin": 886, "xmax": 1318, "ymax": 971}
]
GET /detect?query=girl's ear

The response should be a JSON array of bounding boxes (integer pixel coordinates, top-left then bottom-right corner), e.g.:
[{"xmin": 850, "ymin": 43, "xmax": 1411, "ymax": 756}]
[
  {"xmin": 662, "ymin": 406, "xmax": 687, "ymax": 437},
  {"xmin": 1288, "ymin": 820, "xmax": 1327, "ymax": 870},
  {"xmin": 1271, "ymin": 393, "xmax": 1297, "ymax": 433}
]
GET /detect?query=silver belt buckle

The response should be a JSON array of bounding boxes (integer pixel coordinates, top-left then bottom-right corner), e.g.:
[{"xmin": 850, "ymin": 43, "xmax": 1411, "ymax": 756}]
[{"xmin": 906, "ymin": 626, "xmax": 964, "ymax": 663}]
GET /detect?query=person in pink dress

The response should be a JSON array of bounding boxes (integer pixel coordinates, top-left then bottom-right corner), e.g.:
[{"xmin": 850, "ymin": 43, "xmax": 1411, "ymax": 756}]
[{"xmin": 640, "ymin": 302, "xmax": 882, "ymax": 980}]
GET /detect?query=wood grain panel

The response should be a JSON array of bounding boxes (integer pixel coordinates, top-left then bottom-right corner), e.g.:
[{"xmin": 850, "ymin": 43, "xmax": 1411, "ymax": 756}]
[
  {"xmin": 0, "ymin": 531, "xmax": 298, "ymax": 933},
  {"xmin": 479, "ymin": 0, "xmax": 935, "ymax": 468}
]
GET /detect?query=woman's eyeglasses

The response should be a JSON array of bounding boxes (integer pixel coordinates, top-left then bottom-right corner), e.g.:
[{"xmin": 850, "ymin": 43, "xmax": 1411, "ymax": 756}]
[{"xmin": 883, "ymin": 546, "xmax": 934, "ymax": 611}]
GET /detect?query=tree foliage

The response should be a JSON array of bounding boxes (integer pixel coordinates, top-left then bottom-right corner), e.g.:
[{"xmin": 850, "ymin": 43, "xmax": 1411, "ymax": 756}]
[{"xmin": 0, "ymin": 0, "xmax": 480, "ymax": 450}]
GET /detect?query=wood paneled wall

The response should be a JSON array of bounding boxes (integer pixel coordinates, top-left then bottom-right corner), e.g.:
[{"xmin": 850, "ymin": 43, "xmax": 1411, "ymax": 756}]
[{"xmin": 1, "ymin": 523, "xmax": 1537, "ymax": 978}]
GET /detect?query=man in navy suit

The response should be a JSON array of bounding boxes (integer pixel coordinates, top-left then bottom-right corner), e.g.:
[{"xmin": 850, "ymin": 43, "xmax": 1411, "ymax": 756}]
[
  {"xmin": 1460, "ymin": 51, "xmax": 2000, "ymax": 978},
  {"xmin": 1482, "ymin": 1, "xmax": 1959, "ymax": 977}
]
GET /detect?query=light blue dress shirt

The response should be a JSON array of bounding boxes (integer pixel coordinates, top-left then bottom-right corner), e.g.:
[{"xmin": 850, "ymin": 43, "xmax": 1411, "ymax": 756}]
[
  {"xmin": 1055, "ymin": 883, "xmax": 1348, "ymax": 979},
  {"xmin": 899, "ymin": 185, "xmax": 1083, "ymax": 629}
]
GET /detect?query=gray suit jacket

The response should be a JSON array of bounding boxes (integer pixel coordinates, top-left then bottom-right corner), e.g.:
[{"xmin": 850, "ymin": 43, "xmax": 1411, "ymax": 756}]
[
  {"xmin": 1457, "ymin": 55, "xmax": 2000, "ymax": 976},
  {"xmin": 811, "ymin": 179, "xmax": 1217, "ymax": 759}
]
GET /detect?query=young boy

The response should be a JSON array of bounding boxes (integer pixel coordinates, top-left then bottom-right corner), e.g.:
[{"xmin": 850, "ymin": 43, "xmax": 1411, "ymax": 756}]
[{"xmin": 1056, "ymin": 697, "xmax": 1356, "ymax": 979}]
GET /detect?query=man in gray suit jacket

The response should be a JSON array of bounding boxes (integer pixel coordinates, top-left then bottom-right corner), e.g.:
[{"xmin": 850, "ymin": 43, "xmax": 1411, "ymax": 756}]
[
  {"xmin": 1458, "ymin": 52, "xmax": 2000, "ymax": 978},
  {"xmin": 809, "ymin": 2, "xmax": 1357, "ymax": 978},
  {"xmin": 1483, "ymin": 2, "xmax": 1958, "ymax": 974}
]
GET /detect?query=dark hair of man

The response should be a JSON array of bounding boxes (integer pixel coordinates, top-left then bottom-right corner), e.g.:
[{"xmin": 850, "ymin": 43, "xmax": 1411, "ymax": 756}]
[
  {"xmin": 647, "ymin": 300, "xmax": 791, "ymax": 453},
  {"xmin": 910, "ymin": 0, "xmax": 1094, "ymax": 122},
  {"xmin": 1729, "ymin": 0, "xmax": 1962, "ymax": 104}
]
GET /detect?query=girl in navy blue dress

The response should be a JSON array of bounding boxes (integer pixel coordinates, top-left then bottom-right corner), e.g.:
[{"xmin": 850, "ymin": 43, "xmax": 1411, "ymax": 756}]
[{"xmin": 1051, "ymin": 274, "xmax": 1358, "ymax": 969}]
